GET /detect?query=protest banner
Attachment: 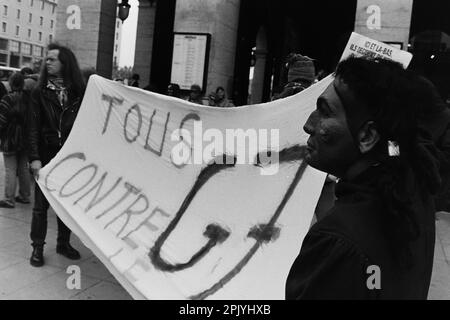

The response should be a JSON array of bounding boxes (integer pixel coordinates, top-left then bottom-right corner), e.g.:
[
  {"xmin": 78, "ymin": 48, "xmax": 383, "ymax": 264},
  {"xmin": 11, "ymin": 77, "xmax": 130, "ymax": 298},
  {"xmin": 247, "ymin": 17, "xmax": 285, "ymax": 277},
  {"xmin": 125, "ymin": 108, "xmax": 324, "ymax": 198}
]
[{"xmin": 37, "ymin": 73, "xmax": 332, "ymax": 299}]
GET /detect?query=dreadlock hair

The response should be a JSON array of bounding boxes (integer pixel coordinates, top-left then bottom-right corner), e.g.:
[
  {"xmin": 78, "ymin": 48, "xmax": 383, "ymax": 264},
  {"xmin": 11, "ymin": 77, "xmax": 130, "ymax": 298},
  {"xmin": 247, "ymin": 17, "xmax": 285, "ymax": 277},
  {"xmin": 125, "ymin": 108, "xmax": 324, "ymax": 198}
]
[
  {"xmin": 38, "ymin": 43, "xmax": 86, "ymax": 101},
  {"xmin": 334, "ymin": 57, "xmax": 441, "ymax": 269}
]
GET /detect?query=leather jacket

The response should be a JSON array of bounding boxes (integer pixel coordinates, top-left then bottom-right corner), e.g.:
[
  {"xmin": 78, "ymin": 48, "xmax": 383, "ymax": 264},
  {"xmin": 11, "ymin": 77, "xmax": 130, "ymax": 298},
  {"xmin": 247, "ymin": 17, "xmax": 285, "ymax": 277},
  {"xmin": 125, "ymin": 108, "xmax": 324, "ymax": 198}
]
[{"xmin": 28, "ymin": 85, "xmax": 82, "ymax": 165}]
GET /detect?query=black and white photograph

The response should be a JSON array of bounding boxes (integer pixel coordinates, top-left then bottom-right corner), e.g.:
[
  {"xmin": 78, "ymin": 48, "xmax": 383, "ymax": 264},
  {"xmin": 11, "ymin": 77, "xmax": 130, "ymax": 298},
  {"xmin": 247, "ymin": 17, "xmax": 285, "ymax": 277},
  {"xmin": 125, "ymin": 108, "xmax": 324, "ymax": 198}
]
[{"xmin": 0, "ymin": 0, "xmax": 448, "ymax": 305}]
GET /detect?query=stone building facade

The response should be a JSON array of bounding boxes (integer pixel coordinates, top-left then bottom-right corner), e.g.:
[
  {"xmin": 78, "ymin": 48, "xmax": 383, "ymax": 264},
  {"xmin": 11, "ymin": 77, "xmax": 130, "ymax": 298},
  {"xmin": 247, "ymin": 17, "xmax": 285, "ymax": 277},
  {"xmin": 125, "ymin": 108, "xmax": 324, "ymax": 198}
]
[
  {"xmin": 54, "ymin": 0, "xmax": 450, "ymax": 103},
  {"xmin": 0, "ymin": 0, "xmax": 57, "ymax": 69}
]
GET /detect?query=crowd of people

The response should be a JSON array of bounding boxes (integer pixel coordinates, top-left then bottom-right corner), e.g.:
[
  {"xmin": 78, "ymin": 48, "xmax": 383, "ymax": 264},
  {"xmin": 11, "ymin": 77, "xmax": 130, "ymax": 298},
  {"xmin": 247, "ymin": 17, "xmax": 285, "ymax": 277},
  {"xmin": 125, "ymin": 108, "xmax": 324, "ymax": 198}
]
[
  {"xmin": 156, "ymin": 82, "xmax": 235, "ymax": 107},
  {"xmin": 0, "ymin": 42, "xmax": 449, "ymax": 300},
  {"xmin": 0, "ymin": 43, "xmax": 85, "ymax": 267}
]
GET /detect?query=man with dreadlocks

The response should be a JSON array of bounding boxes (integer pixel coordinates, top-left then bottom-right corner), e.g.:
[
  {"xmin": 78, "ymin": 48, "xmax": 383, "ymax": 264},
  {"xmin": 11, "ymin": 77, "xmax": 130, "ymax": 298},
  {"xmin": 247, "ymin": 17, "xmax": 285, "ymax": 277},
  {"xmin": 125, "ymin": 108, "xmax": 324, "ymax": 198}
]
[{"xmin": 286, "ymin": 57, "xmax": 441, "ymax": 299}]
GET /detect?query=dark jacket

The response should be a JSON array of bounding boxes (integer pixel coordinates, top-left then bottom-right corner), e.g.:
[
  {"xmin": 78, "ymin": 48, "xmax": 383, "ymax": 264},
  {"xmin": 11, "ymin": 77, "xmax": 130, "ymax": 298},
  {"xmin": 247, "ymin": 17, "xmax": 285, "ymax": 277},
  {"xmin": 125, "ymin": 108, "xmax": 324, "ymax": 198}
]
[
  {"xmin": 422, "ymin": 106, "xmax": 450, "ymax": 211},
  {"xmin": 0, "ymin": 81, "xmax": 7, "ymax": 100},
  {"xmin": 28, "ymin": 85, "xmax": 82, "ymax": 165},
  {"xmin": 286, "ymin": 165, "xmax": 435, "ymax": 300},
  {"xmin": 0, "ymin": 92, "xmax": 29, "ymax": 153}
]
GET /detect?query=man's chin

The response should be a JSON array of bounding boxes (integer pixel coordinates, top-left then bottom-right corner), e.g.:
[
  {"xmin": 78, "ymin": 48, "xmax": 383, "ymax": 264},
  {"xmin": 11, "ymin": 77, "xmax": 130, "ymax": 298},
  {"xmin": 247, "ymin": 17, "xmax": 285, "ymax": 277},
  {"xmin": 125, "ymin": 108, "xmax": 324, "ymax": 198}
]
[{"xmin": 304, "ymin": 156, "xmax": 324, "ymax": 172}]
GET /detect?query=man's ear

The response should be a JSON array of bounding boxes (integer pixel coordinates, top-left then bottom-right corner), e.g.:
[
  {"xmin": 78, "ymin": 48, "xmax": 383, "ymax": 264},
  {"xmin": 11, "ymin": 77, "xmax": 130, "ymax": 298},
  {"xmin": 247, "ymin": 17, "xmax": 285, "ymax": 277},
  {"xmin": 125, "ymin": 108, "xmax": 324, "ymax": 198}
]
[{"xmin": 357, "ymin": 121, "xmax": 380, "ymax": 154}]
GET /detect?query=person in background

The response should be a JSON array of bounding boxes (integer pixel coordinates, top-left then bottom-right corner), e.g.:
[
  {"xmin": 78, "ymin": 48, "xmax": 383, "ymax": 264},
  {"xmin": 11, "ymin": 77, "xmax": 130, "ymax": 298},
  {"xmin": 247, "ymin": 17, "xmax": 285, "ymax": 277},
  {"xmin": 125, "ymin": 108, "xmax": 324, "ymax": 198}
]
[
  {"xmin": 0, "ymin": 72, "xmax": 31, "ymax": 208},
  {"xmin": 20, "ymin": 67, "xmax": 37, "ymax": 79},
  {"xmin": 208, "ymin": 86, "xmax": 235, "ymax": 107},
  {"xmin": 167, "ymin": 83, "xmax": 181, "ymax": 98},
  {"xmin": 274, "ymin": 53, "xmax": 317, "ymax": 100},
  {"xmin": 0, "ymin": 81, "xmax": 7, "ymax": 100},
  {"xmin": 21, "ymin": 67, "xmax": 38, "ymax": 92},
  {"xmin": 188, "ymin": 84, "xmax": 204, "ymax": 105},
  {"xmin": 129, "ymin": 73, "xmax": 140, "ymax": 88},
  {"xmin": 416, "ymin": 76, "xmax": 450, "ymax": 212},
  {"xmin": 28, "ymin": 43, "xmax": 85, "ymax": 267},
  {"xmin": 286, "ymin": 57, "xmax": 440, "ymax": 299}
]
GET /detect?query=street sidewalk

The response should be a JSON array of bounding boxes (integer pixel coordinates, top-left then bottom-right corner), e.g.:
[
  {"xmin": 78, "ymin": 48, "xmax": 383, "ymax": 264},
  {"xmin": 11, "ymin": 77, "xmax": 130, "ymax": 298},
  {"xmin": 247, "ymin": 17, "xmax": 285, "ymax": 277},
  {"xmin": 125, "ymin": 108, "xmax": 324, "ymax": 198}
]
[
  {"xmin": 0, "ymin": 158, "xmax": 132, "ymax": 300},
  {"xmin": 0, "ymin": 159, "xmax": 448, "ymax": 299}
]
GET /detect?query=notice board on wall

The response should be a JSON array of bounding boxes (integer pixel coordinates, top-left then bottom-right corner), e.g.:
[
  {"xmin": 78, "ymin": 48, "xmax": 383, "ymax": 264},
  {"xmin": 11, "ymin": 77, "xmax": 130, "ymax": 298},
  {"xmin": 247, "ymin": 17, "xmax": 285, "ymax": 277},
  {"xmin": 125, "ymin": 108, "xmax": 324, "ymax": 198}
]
[{"xmin": 170, "ymin": 33, "xmax": 211, "ymax": 91}]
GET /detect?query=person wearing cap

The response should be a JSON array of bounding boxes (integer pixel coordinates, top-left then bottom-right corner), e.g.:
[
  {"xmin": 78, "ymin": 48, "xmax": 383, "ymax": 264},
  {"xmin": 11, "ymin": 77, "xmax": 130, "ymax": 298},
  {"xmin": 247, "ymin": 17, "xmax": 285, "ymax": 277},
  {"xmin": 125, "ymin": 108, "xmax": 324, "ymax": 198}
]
[
  {"xmin": 286, "ymin": 57, "xmax": 440, "ymax": 299},
  {"xmin": 274, "ymin": 53, "xmax": 317, "ymax": 100},
  {"xmin": 188, "ymin": 84, "xmax": 204, "ymax": 105},
  {"xmin": 167, "ymin": 83, "xmax": 181, "ymax": 98}
]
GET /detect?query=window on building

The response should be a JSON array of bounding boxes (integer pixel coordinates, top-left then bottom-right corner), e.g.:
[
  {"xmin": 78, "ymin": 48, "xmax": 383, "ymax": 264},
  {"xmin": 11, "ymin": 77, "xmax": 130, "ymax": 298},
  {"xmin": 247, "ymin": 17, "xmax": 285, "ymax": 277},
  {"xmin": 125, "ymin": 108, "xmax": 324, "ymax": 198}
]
[
  {"xmin": 3, "ymin": 5, "xmax": 8, "ymax": 16},
  {"xmin": 33, "ymin": 45, "xmax": 43, "ymax": 57},
  {"xmin": 30, "ymin": 0, "xmax": 34, "ymax": 7},
  {"xmin": 49, "ymin": 34, "xmax": 53, "ymax": 43},
  {"xmin": 52, "ymin": 5, "xmax": 55, "ymax": 14},
  {"xmin": 22, "ymin": 56, "xmax": 32, "ymax": 66},
  {"xmin": 15, "ymin": 26, "xmax": 20, "ymax": 36},
  {"xmin": 0, "ymin": 38, "xmax": 8, "ymax": 50},
  {"xmin": 27, "ymin": 29, "xmax": 31, "ymax": 38},
  {"xmin": 17, "ymin": 9, "xmax": 20, "ymax": 19},
  {"xmin": 0, "ymin": 53, "xmax": 7, "ymax": 66},
  {"xmin": 38, "ymin": 32, "xmax": 42, "ymax": 41},
  {"xmin": 1, "ymin": 23, "xmax": 6, "ymax": 33},
  {"xmin": 117, "ymin": 21, "xmax": 120, "ymax": 28},
  {"xmin": 50, "ymin": 20, "xmax": 54, "ymax": 29},
  {"xmin": 116, "ymin": 33, "xmax": 119, "ymax": 40},
  {"xmin": 115, "ymin": 45, "xmax": 118, "ymax": 52},
  {"xmin": 29, "ymin": 13, "xmax": 32, "ymax": 23},
  {"xmin": 10, "ymin": 54, "xmax": 20, "ymax": 68},
  {"xmin": 10, "ymin": 41, "xmax": 20, "ymax": 53},
  {"xmin": 40, "ymin": 16, "xmax": 43, "ymax": 26},
  {"xmin": 18, "ymin": 0, "xmax": 22, "ymax": 3},
  {"xmin": 41, "ymin": 0, "xmax": 44, "ymax": 10},
  {"xmin": 22, "ymin": 43, "xmax": 31, "ymax": 55}
]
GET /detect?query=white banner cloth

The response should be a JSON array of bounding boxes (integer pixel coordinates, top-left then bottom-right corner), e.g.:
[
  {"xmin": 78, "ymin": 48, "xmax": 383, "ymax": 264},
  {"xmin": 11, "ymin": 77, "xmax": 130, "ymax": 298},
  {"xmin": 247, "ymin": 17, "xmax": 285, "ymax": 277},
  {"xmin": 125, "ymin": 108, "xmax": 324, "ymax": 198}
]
[{"xmin": 37, "ymin": 75, "xmax": 332, "ymax": 299}]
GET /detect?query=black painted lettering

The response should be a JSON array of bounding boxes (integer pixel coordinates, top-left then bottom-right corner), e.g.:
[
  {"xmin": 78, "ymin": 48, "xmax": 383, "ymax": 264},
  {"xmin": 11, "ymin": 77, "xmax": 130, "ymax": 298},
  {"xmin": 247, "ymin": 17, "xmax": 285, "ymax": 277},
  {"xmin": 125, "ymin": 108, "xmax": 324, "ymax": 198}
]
[
  {"xmin": 44, "ymin": 152, "xmax": 86, "ymax": 192},
  {"xmin": 172, "ymin": 112, "xmax": 200, "ymax": 169},
  {"xmin": 101, "ymin": 94, "xmax": 124, "ymax": 134},
  {"xmin": 96, "ymin": 182, "xmax": 141, "ymax": 221},
  {"xmin": 104, "ymin": 193, "xmax": 150, "ymax": 236},
  {"xmin": 124, "ymin": 104, "xmax": 142, "ymax": 143},
  {"xmin": 59, "ymin": 164, "xmax": 98, "ymax": 198},
  {"xmin": 122, "ymin": 206, "xmax": 171, "ymax": 239},
  {"xmin": 73, "ymin": 172, "xmax": 123, "ymax": 213},
  {"xmin": 144, "ymin": 110, "xmax": 170, "ymax": 157}
]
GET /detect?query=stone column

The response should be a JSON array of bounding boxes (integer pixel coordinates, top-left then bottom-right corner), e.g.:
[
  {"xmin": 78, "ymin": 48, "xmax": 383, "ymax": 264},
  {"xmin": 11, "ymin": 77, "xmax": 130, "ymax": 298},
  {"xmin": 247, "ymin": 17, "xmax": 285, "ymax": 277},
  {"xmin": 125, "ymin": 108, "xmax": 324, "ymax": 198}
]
[
  {"xmin": 55, "ymin": 0, "xmax": 116, "ymax": 78},
  {"xmin": 354, "ymin": 0, "xmax": 413, "ymax": 49},
  {"xmin": 173, "ymin": 0, "xmax": 241, "ymax": 99},
  {"xmin": 133, "ymin": 0, "xmax": 157, "ymax": 88}
]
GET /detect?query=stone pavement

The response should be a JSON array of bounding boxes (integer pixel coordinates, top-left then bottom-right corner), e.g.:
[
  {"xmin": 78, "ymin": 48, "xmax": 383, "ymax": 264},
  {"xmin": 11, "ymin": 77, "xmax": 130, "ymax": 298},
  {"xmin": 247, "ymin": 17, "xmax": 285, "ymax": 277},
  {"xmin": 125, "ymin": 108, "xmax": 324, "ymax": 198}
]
[
  {"xmin": 0, "ymin": 158, "xmax": 448, "ymax": 299},
  {"xmin": 0, "ymin": 157, "xmax": 132, "ymax": 300}
]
